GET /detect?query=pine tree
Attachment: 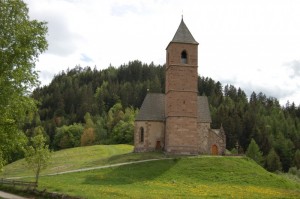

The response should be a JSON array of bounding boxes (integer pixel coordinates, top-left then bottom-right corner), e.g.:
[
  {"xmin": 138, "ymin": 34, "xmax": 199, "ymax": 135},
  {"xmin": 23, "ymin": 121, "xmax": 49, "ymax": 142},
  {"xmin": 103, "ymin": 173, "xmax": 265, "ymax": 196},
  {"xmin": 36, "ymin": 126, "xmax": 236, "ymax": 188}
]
[
  {"xmin": 294, "ymin": 149, "xmax": 300, "ymax": 169},
  {"xmin": 265, "ymin": 148, "xmax": 282, "ymax": 172},
  {"xmin": 246, "ymin": 138, "xmax": 263, "ymax": 166}
]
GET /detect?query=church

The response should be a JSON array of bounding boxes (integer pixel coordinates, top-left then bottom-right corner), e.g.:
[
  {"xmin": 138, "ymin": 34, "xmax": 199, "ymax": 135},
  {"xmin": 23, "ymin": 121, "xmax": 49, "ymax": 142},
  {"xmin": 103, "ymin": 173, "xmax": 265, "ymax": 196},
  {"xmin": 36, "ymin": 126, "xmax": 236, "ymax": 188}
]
[{"xmin": 134, "ymin": 19, "xmax": 226, "ymax": 155}]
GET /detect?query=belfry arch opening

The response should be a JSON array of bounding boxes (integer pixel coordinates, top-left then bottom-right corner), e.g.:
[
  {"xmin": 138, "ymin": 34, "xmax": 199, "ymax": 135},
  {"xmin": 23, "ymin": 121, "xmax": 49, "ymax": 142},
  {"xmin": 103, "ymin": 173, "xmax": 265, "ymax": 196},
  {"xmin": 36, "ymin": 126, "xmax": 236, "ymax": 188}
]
[{"xmin": 181, "ymin": 50, "xmax": 187, "ymax": 64}]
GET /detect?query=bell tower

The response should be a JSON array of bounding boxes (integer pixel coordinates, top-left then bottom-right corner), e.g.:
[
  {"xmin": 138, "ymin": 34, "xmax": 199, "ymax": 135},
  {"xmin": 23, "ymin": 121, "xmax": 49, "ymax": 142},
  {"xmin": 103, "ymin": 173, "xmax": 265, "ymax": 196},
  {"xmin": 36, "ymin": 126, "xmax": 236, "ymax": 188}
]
[{"xmin": 165, "ymin": 18, "xmax": 199, "ymax": 154}]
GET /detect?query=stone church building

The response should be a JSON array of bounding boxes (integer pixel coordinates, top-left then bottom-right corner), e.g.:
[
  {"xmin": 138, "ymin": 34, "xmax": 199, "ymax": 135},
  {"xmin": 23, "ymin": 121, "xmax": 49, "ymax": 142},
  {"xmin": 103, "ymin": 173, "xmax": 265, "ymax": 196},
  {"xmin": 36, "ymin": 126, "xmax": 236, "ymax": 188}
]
[{"xmin": 134, "ymin": 19, "xmax": 226, "ymax": 155}]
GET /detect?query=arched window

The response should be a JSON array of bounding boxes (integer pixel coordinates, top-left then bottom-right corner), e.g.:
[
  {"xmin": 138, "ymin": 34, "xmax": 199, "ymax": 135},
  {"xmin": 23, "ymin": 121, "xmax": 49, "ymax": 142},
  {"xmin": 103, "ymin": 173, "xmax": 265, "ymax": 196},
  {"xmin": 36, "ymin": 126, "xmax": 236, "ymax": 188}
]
[
  {"xmin": 140, "ymin": 127, "xmax": 144, "ymax": 143},
  {"xmin": 181, "ymin": 50, "xmax": 187, "ymax": 64}
]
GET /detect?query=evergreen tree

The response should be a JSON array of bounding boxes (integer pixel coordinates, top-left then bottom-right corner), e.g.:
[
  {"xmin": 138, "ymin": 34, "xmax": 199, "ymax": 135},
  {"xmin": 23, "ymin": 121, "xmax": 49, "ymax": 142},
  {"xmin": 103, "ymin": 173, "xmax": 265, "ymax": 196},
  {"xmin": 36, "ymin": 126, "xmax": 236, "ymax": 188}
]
[
  {"xmin": 246, "ymin": 139, "xmax": 264, "ymax": 166},
  {"xmin": 265, "ymin": 148, "xmax": 282, "ymax": 172},
  {"xmin": 294, "ymin": 149, "xmax": 300, "ymax": 169}
]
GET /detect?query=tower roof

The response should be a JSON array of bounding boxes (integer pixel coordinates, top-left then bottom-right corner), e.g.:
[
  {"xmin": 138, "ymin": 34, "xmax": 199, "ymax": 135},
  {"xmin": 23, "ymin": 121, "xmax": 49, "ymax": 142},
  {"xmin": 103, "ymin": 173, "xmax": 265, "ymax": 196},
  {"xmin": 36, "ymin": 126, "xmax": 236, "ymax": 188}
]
[{"xmin": 170, "ymin": 18, "xmax": 198, "ymax": 44}]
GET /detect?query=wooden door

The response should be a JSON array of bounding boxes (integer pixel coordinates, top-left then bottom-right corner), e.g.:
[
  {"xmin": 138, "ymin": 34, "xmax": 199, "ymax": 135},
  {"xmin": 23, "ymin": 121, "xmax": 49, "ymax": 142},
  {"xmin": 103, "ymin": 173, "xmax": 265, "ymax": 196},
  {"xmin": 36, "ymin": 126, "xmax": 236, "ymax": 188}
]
[
  {"xmin": 156, "ymin": 141, "xmax": 161, "ymax": 150},
  {"xmin": 211, "ymin": 144, "xmax": 218, "ymax": 155}
]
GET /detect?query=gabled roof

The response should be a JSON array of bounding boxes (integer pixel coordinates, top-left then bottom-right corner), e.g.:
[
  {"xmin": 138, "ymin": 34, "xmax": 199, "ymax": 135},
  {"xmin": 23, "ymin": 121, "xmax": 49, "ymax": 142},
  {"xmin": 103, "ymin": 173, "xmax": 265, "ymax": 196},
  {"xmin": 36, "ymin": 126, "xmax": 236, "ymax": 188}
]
[
  {"xmin": 197, "ymin": 96, "xmax": 212, "ymax": 123},
  {"xmin": 135, "ymin": 93, "xmax": 165, "ymax": 121},
  {"xmin": 170, "ymin": 19, "xmax": 198, "ymax": 45},
  {"xmin": 135, "ymin": 93, "xmax": 211, "ymax": 123}
]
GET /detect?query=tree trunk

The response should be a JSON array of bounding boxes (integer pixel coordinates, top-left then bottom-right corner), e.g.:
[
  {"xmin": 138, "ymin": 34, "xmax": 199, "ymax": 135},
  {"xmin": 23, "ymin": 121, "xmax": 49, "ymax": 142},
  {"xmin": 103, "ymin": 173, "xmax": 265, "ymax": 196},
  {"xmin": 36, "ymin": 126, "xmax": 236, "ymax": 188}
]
[{"xmin": 35, "ymin": 166, "xmax": 41, "ymax": 187}]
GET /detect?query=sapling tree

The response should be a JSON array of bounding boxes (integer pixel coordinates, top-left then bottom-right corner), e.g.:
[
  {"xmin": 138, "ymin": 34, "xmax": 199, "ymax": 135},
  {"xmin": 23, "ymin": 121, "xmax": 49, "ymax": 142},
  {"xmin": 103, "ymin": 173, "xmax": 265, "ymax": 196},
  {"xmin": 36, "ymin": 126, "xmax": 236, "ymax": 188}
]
[{"xmin": 24, "ymin": 134, "xmax": 51, "ymax": 185}]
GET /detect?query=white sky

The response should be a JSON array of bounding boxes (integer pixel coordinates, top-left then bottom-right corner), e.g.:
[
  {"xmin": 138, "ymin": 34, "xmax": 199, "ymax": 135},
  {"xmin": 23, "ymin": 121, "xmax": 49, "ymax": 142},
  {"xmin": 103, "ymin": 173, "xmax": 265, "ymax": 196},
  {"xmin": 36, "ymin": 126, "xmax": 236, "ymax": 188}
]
[{"xmin": 25, "ymin": 0, "xmax": 300, "ymax": 105}]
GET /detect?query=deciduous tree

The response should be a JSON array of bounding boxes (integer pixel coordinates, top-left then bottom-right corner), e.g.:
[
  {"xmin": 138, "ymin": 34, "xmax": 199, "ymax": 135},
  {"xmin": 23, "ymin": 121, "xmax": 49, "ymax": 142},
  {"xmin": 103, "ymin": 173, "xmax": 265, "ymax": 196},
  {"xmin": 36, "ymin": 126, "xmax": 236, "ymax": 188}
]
[
  {"xmin": 0, "ymin": 0, "xmax": 48, "ymax": 164},
  {"xmin": 24, "ymin": 134, "xmax": 51, "ymax": 185}
]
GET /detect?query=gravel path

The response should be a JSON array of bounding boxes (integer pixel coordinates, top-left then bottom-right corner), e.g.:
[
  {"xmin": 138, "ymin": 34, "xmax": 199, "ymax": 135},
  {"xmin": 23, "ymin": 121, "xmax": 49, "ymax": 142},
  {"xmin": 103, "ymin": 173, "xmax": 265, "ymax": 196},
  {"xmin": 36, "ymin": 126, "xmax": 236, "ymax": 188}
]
[{"xmin": 0, "ymin": 191, "xmax": 29, "ymax": 199}]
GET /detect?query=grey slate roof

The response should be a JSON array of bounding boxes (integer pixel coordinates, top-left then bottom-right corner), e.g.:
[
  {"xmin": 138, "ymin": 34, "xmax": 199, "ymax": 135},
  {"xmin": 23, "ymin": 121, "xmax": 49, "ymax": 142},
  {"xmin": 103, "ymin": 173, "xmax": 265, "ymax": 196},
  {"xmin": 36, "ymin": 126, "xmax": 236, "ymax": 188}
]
[
  {"xmin": 135, "ymin": 93, "xmax": 165, "ymax": 121},
  {"xmin": 197, "ymin": 96, "xmax": 212, "ymax": 123},
  {"xmin": 171, "ymin": 19, "xmax": 199, "ymax": 45},
  {"xmin": 135, "ymin": 93, "xmax": 211, "ymax": 123}
]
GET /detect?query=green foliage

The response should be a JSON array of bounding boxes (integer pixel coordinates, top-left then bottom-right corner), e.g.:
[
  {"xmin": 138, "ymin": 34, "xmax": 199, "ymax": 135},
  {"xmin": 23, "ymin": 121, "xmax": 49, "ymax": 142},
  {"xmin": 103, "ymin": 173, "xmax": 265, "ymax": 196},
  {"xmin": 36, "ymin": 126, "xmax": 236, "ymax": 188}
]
[
  {"xmin": 54, "ymin": 124, "xmax": 84, "ymax": 149},
  {"xmin": 81, "ymin": 128, "xmax": 96, "ymax": 146},
  {"xmin": 111, "ymin": 107, "xmax": 136, "ymax": 144},
  {"xmin": 0, "ymin": 151, "xmax": 4, "ymax": 172},
  {"xmin": 84, "ymin": 112, "xmax": 94, "ymax": 128},
  {"xmin": 265, "ymin": 148, "xmax": 282, "ymax": 172},
  {"xmin": 274, "ymin": 132, "xmax": 294, "ymax": 172},
  {"xmin": 24, "ymin": 134, "xmax": 51, "ymax": 184},
  {"xmin": 246, "ymin": 139, "xmax": 264, "ymax": 166},
  {"xmin": 0, "ymin": 0, "xmax": 48, "ymax": 164},
  {"xmin": 230, "ymin": 148, "xmax": 238, "ymax": 155},
  {"xmin": 295, "ymin": 149, "xmax": 300, "ymax": 169}
]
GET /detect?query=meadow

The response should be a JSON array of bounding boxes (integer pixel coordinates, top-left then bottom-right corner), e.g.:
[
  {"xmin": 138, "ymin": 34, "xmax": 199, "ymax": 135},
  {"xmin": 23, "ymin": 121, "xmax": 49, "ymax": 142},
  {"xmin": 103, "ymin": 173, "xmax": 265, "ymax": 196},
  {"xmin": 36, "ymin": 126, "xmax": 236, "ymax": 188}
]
[
  {"xmin": 1, "ymin": 144, "xmax": 159, "ymax": 178},
  {"xmin": 1, "ymin": 145, "xmax": 300, "ymax": 198},
  {"xmin": 38, "ymin": 157, "xmax": 300, "ymax": 198}
]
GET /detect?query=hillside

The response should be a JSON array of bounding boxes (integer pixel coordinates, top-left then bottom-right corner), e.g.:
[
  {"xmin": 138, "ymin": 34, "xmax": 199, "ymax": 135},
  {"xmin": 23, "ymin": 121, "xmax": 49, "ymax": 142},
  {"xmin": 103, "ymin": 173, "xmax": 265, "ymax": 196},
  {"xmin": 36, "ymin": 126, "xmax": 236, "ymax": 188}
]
[
  {"xmin": 0, "ymin": 144, "xmax": 132, "ymax": 178},
  {"xmin": 26, "ymin": 60, "xmax": 300, "ymax": 173},
  {"xmin": 1, "ymin": 145, "xmax": 300, "ymax": 198},
  {"xmin": 36, "ymin": 156, "xmax": 300, "ymax": 198},
  {"xmin": 0, "ymin": 144, "xmax": 166, "ymax": 178}
]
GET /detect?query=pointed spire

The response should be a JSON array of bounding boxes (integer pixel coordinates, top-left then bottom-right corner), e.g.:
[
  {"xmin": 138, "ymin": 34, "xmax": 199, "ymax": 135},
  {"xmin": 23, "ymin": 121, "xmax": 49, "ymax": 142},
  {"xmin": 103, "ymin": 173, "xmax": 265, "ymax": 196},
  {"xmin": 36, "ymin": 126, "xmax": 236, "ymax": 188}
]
[{"xmin": 171, "ymin": 18, "xmax": 198, "ymax": 44}]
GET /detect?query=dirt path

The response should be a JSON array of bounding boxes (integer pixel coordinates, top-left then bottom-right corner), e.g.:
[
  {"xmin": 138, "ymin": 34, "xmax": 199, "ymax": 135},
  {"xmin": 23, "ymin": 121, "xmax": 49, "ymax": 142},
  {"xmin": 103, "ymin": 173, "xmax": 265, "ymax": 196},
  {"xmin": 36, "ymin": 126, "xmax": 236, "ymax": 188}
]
[
  {"xmin": 8, "ymin": 158, "xmax": 172, "ymax": 179},
  {"xmin": 8, "ymin": 155, "xmax": 234, "ymax": 179},
  {"xmin": 0, "ymin": 190, "xmax": 29, "ymax": 199},
  {"xmin": 46, "ymin": 158, "xmax": 171, "ymax": 176}
]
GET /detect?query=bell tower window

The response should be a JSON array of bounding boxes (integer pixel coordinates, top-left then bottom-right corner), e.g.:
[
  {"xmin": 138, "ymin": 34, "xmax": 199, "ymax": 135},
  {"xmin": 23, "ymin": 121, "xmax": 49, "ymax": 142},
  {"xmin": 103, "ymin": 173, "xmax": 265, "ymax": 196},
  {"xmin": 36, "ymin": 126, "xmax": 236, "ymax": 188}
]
[{"xmin": 181, "ymin": 50, "xmax": 187, "ymax": 64}]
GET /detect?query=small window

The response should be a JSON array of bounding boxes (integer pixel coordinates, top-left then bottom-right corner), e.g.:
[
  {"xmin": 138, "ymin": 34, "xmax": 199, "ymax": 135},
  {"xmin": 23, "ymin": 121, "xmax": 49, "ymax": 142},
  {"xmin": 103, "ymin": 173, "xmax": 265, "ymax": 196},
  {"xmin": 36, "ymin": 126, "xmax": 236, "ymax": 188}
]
[
  {"xmin": 140, "ymin": 127, "xmax": 144, "ymax": 143},
  {"xmin": 181, "ymin": 50, "xmax": 187, "ymax": 64}
]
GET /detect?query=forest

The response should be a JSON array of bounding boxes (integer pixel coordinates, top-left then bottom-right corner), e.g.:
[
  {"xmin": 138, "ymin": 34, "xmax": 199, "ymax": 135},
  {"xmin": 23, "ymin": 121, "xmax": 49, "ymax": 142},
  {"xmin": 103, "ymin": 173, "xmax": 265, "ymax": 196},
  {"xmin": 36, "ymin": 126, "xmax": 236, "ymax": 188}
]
[{"xmin": 22, "ymin": 60, "xmax": 300, "ymax": 172}]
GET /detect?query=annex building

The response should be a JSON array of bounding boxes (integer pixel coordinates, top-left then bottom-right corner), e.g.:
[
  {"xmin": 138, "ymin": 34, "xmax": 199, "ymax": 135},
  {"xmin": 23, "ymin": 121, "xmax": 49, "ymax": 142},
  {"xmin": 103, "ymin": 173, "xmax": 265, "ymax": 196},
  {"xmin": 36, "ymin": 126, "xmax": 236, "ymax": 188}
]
[{"xmin": 134, "ymin": 19, "xmax": 226, "ymax": 155}]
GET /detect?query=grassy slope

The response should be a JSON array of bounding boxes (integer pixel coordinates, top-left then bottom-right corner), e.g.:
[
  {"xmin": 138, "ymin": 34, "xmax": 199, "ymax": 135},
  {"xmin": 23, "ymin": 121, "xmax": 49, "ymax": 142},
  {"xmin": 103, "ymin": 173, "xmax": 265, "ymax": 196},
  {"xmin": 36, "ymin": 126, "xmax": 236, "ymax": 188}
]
[
  {"xmin": 0, "ymin": 144, "xmax": 135, "ymax": 178},
  {"xmin": 38, "ymin": 157, "xmax": 300, "ymax": 199},
  {"xmin": 1, "ymin": 145, "xmax": 300, "ymax": 198}
]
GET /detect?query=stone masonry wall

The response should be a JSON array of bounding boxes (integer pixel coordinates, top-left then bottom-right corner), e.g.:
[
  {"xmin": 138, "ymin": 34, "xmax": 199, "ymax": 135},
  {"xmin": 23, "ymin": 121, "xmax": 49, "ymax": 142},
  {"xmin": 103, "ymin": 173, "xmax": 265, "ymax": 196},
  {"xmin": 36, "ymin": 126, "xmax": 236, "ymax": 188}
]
[
  {"xmin": 165, "ymin": 117, "xmax": 198, "ymax": 154},
  {"xmin": 134, "ymin": 121, "xmax": 165, "ymax": 152},
  {"xmin": 197, "ymin": 122, "xmax": 211, "ymax": 154},
  {"xmin": 208, "ymin": 129, "xmax": 226, "ymax": 155},
  {"xmin": 165, "ymin": 42, "xmax": 199, "ymax": 155},
  {"xmin": 166, "ymin": 43, "xmax": 198, "ymax": 66}
]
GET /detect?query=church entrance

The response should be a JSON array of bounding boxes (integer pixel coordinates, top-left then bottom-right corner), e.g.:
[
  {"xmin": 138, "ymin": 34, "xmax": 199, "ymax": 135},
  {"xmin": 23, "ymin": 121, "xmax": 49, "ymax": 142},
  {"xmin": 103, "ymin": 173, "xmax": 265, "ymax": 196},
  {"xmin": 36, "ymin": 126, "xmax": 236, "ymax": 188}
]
[
  {"xmin": 156, "ymin": 141, "xmax": 161, "ymax": 150},
  {"xmin": 211, "ymin": 144, "xmax": 218, "ymax": 155}
]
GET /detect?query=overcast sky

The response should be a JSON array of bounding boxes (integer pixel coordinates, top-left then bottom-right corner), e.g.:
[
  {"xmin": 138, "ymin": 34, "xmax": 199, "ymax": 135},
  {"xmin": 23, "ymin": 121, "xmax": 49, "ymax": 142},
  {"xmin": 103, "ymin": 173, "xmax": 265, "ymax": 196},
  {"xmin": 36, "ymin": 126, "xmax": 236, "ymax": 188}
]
[{"xmin": 25, "ymin": 0, "xmax": 300, "ymax": 105}]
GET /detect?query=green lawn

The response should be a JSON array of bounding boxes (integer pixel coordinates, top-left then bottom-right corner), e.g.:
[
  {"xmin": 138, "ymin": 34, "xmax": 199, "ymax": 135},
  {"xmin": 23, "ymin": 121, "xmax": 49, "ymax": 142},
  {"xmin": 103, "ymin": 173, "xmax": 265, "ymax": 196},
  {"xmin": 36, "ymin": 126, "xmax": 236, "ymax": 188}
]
[
  {"xmin": 0, "ymin": 144, "xmax": 135, "ymax": 178},
  {"xmin": 0, "ymin": 144, "xmax": 169, "ymax": 178},
  {"xmin": 37, "ymin": 157, "xmax": 300, "ymax": 199},
  {"xmin": 1, "ymin": 145, "xmax": 299, "ymax": 198}
]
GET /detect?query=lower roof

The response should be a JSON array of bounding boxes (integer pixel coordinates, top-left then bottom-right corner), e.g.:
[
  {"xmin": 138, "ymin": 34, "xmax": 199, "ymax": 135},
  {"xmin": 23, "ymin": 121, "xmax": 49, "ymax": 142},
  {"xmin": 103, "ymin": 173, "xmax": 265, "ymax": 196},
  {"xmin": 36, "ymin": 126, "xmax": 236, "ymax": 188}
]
[{"xmin": 135, "ymin": 93, "xmax": 212, "ymax": 123}]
